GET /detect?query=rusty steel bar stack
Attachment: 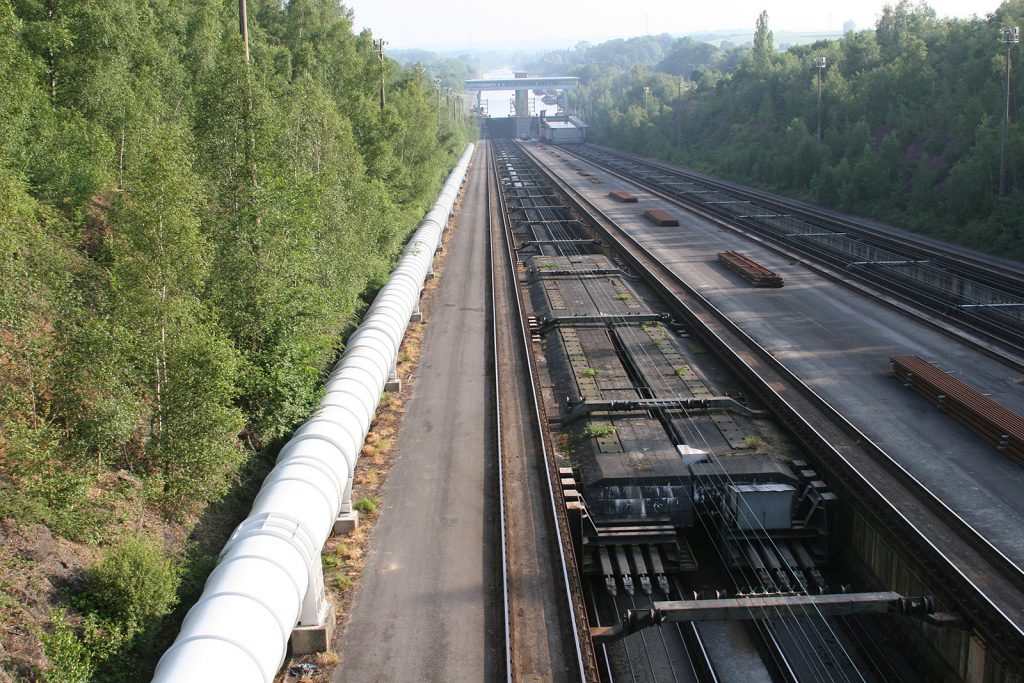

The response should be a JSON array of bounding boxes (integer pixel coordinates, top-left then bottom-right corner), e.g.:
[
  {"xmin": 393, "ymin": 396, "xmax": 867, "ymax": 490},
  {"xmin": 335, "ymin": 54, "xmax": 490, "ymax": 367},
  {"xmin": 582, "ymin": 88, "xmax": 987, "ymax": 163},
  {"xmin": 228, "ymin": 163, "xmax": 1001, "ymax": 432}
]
[
  {"xmin": 643, "ymin": 208, "xmax": 679, "ymax": 226},
  {"xmin": 891, "ymin": 355, "xmax": 1024, "ymax": 466},
  {"xmin": 608, "ymin": 190, "xmax": 638, "ymax": 203},
  {"xmin": 718, "ymin": 250, "xmax": 785, "ymax": 288}
]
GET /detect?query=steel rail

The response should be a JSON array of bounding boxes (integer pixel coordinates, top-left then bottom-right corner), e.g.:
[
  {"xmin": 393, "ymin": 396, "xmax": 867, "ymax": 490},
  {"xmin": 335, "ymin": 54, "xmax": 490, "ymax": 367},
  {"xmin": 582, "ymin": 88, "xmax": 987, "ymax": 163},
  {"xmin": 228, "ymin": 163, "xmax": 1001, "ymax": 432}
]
[
  {"xmin": 484, "ymin": 142, "xmax": 514, "ymax": 682},
  {"xmin": 542, "ymin": 143, "xmax": 1024, "ymax": 595},
  {"xmin": 524, "ymin": 143, "xmax": 892, "ymax": 671},
  {"xmin": 507, "ymin": 141, "xmax": 892, "ymax": 679},
  {"xmin": 667, "ymin": 578, "xmax": 720, "ymax": 683},
  {"xmin": 560, "ymin": 145, "xmax": 1024, "ymax": 369},
  {"xmin": 581, "ymin": 144, "xmax": 1024, "ymax": 291},
  {"xmin": 489, "ymin": 140, "xmax": 595, "ymax": 682},
  {"xmin": 508, "ymin": 141, "xmax": 843, "ymax": 681},
  {"xmin": 758, "ymin": 620, "xmax": 803, "ymax": 683},
  {"xmin": 587, "ymin": 583, "xmax": 618, "ymax": 683},
  {"xmin": 679, "ymin": 624, "xmax": 717, "ymax": 683},
  {"xmin": 518, "ymin": 141, "xmax": 1024, "ymax": 665}
]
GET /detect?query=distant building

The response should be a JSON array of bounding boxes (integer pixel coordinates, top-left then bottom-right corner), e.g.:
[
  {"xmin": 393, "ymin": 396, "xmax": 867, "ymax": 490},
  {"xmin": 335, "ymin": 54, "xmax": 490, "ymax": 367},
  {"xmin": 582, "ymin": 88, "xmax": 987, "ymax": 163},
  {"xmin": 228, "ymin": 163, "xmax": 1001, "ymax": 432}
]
[{"xmin": 539, "ymin": 114, "xmax": 588, "ymax": 144}]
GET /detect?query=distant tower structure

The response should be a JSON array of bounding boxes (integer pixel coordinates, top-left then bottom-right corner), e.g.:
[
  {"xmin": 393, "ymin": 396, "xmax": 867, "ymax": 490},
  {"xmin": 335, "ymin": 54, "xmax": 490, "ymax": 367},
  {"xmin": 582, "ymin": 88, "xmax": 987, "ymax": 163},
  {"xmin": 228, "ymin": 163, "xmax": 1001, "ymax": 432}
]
[{"xmin": 514, "ymin": 72, "xmax": 531, "ymax": 138}]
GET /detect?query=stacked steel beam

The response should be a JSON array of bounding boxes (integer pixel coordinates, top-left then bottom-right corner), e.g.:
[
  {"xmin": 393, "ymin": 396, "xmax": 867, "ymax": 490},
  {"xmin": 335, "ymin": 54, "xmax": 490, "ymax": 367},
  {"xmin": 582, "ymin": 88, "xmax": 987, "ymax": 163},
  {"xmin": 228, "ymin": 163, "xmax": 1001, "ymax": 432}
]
[
  {"xmin": 608, "ymin": 190, "xmax": 638, "ymax": 203},
  {"xmin": 643, "ymin": 208, "xmax": 679, "ymax": 226},
  {"xmin": 891, "ymin": 355, "xmax": 1024, "ymax": 466},
  {"xmin": 718, "ymin": 251, "xmax": 785, "ymax": 288}
]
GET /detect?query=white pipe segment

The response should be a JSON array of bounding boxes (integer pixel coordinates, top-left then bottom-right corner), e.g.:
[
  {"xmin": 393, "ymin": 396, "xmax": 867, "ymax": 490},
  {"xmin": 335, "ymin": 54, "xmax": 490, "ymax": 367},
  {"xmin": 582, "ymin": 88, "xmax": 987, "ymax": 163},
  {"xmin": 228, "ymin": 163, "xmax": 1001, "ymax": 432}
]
[{"xmin": 152, "ymin": 143, "xmax": 475, "ymax": 683}]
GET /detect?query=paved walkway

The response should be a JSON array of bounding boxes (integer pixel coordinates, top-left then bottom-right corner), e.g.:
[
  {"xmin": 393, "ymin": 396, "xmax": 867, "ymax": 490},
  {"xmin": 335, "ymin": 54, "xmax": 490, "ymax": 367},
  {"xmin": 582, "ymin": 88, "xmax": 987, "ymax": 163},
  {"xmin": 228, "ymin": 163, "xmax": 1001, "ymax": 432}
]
[{"xmin": 333, "ymin": 151, "xmax": 500, "ymax": 681}]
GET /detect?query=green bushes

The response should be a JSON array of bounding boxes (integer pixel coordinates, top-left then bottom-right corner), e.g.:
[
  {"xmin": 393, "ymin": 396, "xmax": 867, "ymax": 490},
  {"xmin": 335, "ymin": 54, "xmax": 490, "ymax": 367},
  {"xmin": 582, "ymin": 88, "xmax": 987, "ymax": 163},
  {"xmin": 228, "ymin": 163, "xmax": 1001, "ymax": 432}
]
[
  {"xmin": 42, "ymin": 536, "xmax": 180, "ymax": 682},
  {"xmin": 41, "ymin": 612, "xmax": 95, "ymax": 683},
  {"xmin": 79, "ymin": 536, "xmax": 179, "ymax": 631},
  {"xmin": 0, "ymin": 0, "xmax": 475, "ymax": 528},
  {"xmin": 1, "ymin": 0, "xmax": 476, "ymax": 677},
  {"xmin": 564, "ymin": 3, "xmax": 1024, "ymax": 260}
]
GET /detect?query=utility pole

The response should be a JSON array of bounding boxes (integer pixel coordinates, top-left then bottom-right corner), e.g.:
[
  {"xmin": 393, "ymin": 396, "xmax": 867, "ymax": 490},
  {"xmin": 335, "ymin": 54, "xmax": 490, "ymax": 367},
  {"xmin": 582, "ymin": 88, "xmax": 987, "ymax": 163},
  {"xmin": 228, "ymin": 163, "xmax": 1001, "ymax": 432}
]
[
  {"xmin": 815, "ymin": 56, "xmax": 827, "ymax": 144},
  {"xmin": 643, "ymin": 85, "xmax": 650, "ymax": 114},
  {"xmin": 239, "ymin": 0, "xmax": 256, "ymax": 188},
  {"xmin": 1000, "ymin": 27, "xmax": 1019, "ymax": 196},
  {"xmin": 433, "ymin": 78, "xmax": 442, "ymax": 122},
  {"xmin": 373, "ymin": 38, "xmax": 387, "ymax": 111},
  {"xmin": 239, "ymin": 0, "xmax": 250, "ymax": 63},
  {"xmin": 677, "ymin": 77, "xmax": 684, "ymax": 147}
]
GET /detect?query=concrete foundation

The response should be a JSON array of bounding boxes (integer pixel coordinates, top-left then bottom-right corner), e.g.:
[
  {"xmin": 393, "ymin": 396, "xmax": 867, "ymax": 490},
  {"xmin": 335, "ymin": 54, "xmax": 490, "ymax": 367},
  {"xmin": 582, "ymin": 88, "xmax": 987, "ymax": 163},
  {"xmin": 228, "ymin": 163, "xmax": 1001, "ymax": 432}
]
[
  {"xmin": 333, "ymin": 511, "xmax": 360, "ymax": 535},
  {"xmin": 843, "ymin": 509, "xmax": 1023, "ymax": 682},
  {"xmin": 290, "ymin": 601, "xmax": 336, "ymax": 655}
]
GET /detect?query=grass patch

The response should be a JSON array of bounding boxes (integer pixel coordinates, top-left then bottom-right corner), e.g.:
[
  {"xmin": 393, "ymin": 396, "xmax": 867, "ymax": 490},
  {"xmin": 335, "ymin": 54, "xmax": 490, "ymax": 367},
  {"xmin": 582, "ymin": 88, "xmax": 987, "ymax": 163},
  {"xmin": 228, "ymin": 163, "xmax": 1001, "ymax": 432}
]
[
  {"xmin": 330, "ymin": 573, "xmax": 354, "ymax": 591},
  {"xmin": 356, "ymin": 468, "xmax": 380, "ymax": 486},
  {"xmin": 743, "ymin": 435, "xmax": 768, "ymax": 451},
  {"xmin": 581, "ymin": 367, "xmax": 599, "ymax": 378},
  {"xmin": 674, "ymin": 365, "xmax": 691, "ymax": 376},
  {"xmin": 353, "ymin": 497, "xmax": 379, "ymax": 516},
  {"xmin": 536, "ymin": 262, "xmax": 556, "ymax": 270},
  {"xmin": 612, "ymin": 293, "xmax": 632, "ymax": 301},
  {"xmin": 322, "ymin": 544, "xmax": 347, "ymax": 570},
  {"xmin": 582, "ymin": 423, "xmax": 616, "ymax": 439}
]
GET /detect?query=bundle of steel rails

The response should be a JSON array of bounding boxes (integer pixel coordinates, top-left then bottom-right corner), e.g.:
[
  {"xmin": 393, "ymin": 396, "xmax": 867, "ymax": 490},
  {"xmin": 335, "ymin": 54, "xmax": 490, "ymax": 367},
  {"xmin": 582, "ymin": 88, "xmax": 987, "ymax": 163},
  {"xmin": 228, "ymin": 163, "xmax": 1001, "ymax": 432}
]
[
  {"xmin": 891, "ymin": 354, "xmax": 1024, "ymax": 466},
  {"xmin": 608, "ymin": 190, "xmax": 637, "ymax": 203},
  {"xmin": 718, "ymin": 250, "xmax": 785, "ymax": 288},
  {"xmin": 643, "ymin": 208, "xmax": 679, "ymax": 226}
]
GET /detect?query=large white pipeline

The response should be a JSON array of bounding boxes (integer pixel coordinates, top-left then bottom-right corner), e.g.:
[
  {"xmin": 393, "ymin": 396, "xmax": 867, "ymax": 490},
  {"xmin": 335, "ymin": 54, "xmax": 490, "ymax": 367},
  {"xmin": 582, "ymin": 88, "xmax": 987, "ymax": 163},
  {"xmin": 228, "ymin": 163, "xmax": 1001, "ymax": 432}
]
[{"xmin": 152, "ymin": 144, "xmax": 475, "ymax": 682}]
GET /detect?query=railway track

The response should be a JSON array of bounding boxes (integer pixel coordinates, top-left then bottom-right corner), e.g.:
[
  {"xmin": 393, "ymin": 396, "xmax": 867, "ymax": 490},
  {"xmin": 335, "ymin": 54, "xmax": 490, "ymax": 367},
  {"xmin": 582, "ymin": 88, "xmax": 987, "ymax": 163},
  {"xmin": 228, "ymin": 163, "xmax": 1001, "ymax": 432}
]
[
  {"xmin": 491, "ymin": 139, "xmax": 922, "ymax": 682},
  {"xmin": 580, "ymin": 146, "xmax": 1024, "ymax": 288},
  {"xmin": 515, "ymin": 140, "xmax": 1024, "ymax": 669},
  {"xmin": 486, "ymin": 140, "xmax": 594, "ymax": 681},
  {"xmin": 559, "ymin": 144, "xmax": 1024, "ymax": 368}
]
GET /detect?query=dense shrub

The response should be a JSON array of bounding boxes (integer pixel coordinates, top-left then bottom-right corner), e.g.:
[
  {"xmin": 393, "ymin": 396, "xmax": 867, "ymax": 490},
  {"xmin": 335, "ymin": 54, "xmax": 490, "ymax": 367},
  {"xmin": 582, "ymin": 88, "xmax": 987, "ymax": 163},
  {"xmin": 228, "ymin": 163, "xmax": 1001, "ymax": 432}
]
[
  {"xmin": 79, "ymin": 536, "xmax": 180, "ymax": 631},
  {"xmin": 552, "ymin": 1, "xmax": 1024, "ymax": 260},
  {"xmin": 1, "ymin": 0, "xmax": 476, "ymax": 677}
]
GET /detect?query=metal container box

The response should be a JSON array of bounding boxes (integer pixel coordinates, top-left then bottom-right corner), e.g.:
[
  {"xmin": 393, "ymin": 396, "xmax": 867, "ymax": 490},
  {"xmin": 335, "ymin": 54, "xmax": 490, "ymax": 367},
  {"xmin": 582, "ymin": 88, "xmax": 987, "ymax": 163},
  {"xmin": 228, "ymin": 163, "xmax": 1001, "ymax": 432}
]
[{"xmin": 726, "ymin": 483, "xmax": 795, "ymax": 530}]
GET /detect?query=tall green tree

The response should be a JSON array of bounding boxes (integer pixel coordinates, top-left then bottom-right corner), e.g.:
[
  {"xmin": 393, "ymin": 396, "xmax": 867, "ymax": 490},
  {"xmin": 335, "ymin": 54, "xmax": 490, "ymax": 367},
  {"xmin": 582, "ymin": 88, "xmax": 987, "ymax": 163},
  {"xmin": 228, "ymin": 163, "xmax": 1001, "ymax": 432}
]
[{"xmin": 752, "ymin": 10, "xmax": 774, "ymax": 72}]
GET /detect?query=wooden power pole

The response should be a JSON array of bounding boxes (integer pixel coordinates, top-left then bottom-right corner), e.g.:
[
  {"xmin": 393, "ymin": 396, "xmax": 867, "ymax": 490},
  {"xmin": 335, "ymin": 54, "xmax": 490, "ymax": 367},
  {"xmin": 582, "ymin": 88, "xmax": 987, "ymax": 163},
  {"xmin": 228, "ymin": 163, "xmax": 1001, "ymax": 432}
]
[
  {"xmin": 373, "ymin": 39, "xmax": 387, "ymax": 111},
  {"xmin": 239, "ymin": 0, "xmax": 250, "ymax": 63}
]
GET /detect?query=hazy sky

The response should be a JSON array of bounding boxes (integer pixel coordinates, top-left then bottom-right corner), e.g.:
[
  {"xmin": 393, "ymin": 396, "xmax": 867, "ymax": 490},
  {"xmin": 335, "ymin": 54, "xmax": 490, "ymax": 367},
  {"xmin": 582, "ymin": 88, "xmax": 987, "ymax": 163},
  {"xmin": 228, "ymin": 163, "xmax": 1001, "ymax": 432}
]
[{"xmin": 345, "ymin": 0, "xmax": 989, "ymax": 50}]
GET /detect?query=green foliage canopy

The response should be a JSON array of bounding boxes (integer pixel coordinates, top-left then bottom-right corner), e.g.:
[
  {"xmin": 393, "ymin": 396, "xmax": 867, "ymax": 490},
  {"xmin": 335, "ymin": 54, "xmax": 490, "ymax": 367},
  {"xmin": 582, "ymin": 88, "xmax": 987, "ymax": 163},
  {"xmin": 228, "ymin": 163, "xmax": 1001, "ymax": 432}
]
[
  {"xmin": 1, "ymin": 1, "xmax": 475, "ymax": 677},
  {"xmin": 536, "ymin": 1, "xmax": 1024, "ymax": 260}
]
